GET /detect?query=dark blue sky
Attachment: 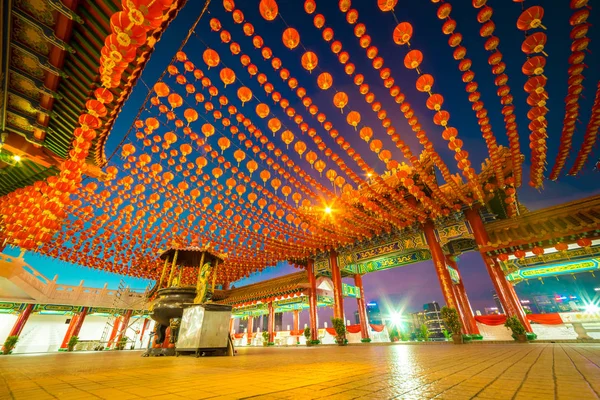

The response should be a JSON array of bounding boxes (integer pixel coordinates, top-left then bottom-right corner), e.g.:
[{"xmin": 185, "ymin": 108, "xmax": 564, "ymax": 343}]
[{"xmin": 16, "ymin": 1, "xmax": 600, "ymax": 313}]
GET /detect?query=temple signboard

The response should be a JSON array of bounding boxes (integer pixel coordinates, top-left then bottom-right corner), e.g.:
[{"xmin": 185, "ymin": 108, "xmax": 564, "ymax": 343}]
[
  {"xmin": 447, "ymin": 265, "xmax": 460, "ymax": 284},
  {"xmin": 357, "ymin": 250, "xmax": 431, "ymax": 274},
  {"xmin": 506, "ymin": 258, "xmax": 600, "ymax": 282},
  {"xmin": 342, "ymin": 283, "xmax": 360, "ymax": 298}
]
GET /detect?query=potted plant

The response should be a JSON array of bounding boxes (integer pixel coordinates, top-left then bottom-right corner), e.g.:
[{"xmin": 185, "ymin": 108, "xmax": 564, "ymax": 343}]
[
  {"xmin": 261, "ymin": 331, "xmax": 269, "ymax": 346},
  {"xmin": 417, "ymin": 324, "xmax": 430, "ymax": 342},
  {"xmin": 331, "ymin": 318, "xmax": 347, "ymax": 346},
  {"xmin": 441, "ymin": 306, "xmax": 463, "ymax": 344},
  {"xmin": 389, "ymin": 327, "xmax": 400, "ymax": 342},
  {"xmin": 2, "ymin": 336, "xmax": 19, "ymax": 355},
  {"xmin": 303, "ymin": 327, "xmax": 312, "ymax": 346},
  {"xmin": 400, "ymin": 331, "xmax": 410, "ymax": 342},
  {"xmin": 116, "ymin": 336, "xmax": 128, "ymax": 350},
  {"xmin": 67, "ymin": 336, "xmax": 79, "ymax": 352},
  {"xmin": 504, "ymin": 316, "xmax": 527, "ymax": 342}
]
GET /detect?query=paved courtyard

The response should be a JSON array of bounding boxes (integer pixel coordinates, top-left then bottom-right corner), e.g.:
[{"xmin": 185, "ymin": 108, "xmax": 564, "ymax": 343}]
[{"xmin": 0, "ymin": 343, "xmax": 599, "ymax": 399}]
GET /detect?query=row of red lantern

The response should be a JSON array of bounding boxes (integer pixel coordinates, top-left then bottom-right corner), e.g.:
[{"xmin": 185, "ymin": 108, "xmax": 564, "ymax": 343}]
[
  {"xmin": 214, "ymin": 5, "xmax": 415, "ymax": 225},
  {"xmin": 77, "ymin": 183, "xmax": 296, "ymax": 281},
  {"xmin": 432, "ymin": 0, "xmax": 506, "ymax": 192},
  {"xmin": 502, "ymin": 177, "xmax": 518, "ymax": 218},
  {"xmin": 204, "ymin": 18, "xmax": 418, "ymax": 229},
  {"xmin": 517, "ymin": 5, "xmax": 549, "ymax": 189},
  {"xmin": 319, "ymin": 3, "xmax": 472, "ymax": 208},
  {"xmin": 0, "ymin": 88, "xmax": 113, "ymax": 250},
  {"xmin": 549, "ymin": 6, "xmax": 592, "ymax": 180},
  {"xmin": 144, "ymin": 90, "xmax": 366, "ymax": 247},
  {"xmin": 497, "ymin": 238, "xmax": 593, "ymax": 261},
  {"xmin": 391, "ymin": 20, "xmax": 485, "ymax": 204},
  {"xmin": 468, "ymin": 0, "xmax": 523, "ymax": 189},
  {"xmin": 568, "ymin": 82, "xmax": 600, "ymax": 175},
  {"xmin": 155, "ymin": 75, "xmax": 383, "ymax": 242},
  {"xmin": 313, "ymin": 4, "xmax": 461, "ymax": 214},
  {"xmin": 85, "ymin": 136, "xmax": 324, "ymax": 268},
  {"xmin": 216, "ymin": 9, "xmax": 427, "ymax": 225},
  {"xmin": 314, "ymin": 13, "xmax": 454, "ymax": 215},
  {"xmin": 100, "ymin": 0, "xmax": 174, "ymax": 88}
]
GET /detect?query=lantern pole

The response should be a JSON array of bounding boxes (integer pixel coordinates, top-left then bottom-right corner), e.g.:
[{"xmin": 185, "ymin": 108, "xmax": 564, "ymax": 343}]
[
  {"xmin": 167, "ymin": 250, "xmax": 179, "ymax": 287},
  {"xmin": 211, "ymin": 259, "xmax": 219, "ymax": 292},
  {"xmin": 157, "ymin": 258, "xmax": 169, "ymax": 289},
  {"xmin": 195, "ymin": 251, "xmax": 206, "ymax": 295},
  {"xmin": 177, "ymin": 265, "xmax": 184, "ymax": 287}
]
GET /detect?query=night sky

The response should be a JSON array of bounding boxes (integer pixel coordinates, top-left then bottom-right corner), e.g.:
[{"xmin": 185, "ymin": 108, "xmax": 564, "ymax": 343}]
[{"xmin": 10, "ymin": 0, "xmax": 600, "ymax": 319}]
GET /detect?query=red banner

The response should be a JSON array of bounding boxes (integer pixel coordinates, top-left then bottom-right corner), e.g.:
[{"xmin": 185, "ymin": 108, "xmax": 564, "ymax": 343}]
[
  {"xmin": 527, "ymin": 313, "xmax": 563, "ymax": 325},
  {"xmin": 370, "ymin": 324, "xmax": 385, "ymax": 332},
  {"xmin": 325, "ymin": 328, "xmax": 336, "ymax": 336},
  {"xmin": 475, "ymin": 313, "xmax": 564, "ymax": 326},
  {"xmin": 346, "ymin": 324, "xmax": 362, "ymax": 334},
  {"xmin": 474, "ymin": 315, "xmax": 507, "ymax": 326}
]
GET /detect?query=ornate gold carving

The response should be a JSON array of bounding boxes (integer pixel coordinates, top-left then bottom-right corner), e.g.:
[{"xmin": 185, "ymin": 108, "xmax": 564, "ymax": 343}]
[
  {"xmin": 6, "ymin": 113, "xmax": 34, "ymax": 132},
  {"xmin": 11, "ymin": 47, "xmax": 45, "ymax": 79},
  {"xmin": 7, "ymin": 94, "xmax": 38, "ymax": 117},
  {"xmin": 9, "ymin": 71, "xmax": 41, "ymax": 101},
  {"xmin": 15, "ymin": 0, "xmax": 56, "ymax": 26},
  {"xmin": 12, "ymin": 18, "xmax": 51, "ymax": 56}
]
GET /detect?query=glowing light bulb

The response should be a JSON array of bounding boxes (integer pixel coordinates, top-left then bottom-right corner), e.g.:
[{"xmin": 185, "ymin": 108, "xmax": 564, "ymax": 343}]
[
  {"xmin": 324, "ymin": 206, "xmax": 332, "ymax": 214},
  {"xmin": 390, "ymin": 312, "xmax": 402, "ymax": 327},
  {"xmin": 12, "ymin": 155, "xmax": 21, "ymax": 162}
]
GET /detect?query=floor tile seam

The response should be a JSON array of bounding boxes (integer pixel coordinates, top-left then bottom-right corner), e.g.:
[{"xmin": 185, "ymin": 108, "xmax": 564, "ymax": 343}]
[
  {"xmin": 482, "ymin": 344, "xmax": 547, "ymax": 400},
  {"xmin": 440, "ymin": 345, "xmax": 543, "ymax": 400},
  {"xmin": 569, "ymin": 345, "xmax": 600, "ymax": 370},
  {"xmin": 557, "ymin": 344, "xmax": 600, "ymax": 398},
  {"xmin": 383, "ymin": 348, "xmax": 515, "ymax": 398}
]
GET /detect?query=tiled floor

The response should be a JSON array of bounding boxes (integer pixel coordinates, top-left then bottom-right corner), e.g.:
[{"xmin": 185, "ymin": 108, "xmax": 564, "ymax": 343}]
[{"xmin": 1, "ymin": 343, "xmax": 599, "ymax": 399}]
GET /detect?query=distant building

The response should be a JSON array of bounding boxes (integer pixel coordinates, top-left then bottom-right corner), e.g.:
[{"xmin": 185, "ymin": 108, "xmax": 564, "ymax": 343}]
[
  {"xmin": 532, "ymin": 293, "xmax": 582, "ymax": 313},
  {"xmin": 520, "ymin": 298, "xmax": 536, "ymax": 314},
  {"xmin": 484, "ymin": 307, "xmax": 500, "ymax": 315},
  {"xmin": 239, "ymin": 319, "xmax": 248, "ymax": 333},
  {"xmin": 411, "ymin": 311, "xmax": 425, "ymax": 332},
  {"xmin": 354, "ymin": 310, "xmax": 360, "ymax": 325},
  {"xmin": 274, "ymin": 313, "xmax": 283, "ymax": 331},
  {"xmin": 423, "ymin": 302, "xmax": 445, "ymax": 338},
  {"xmin": 411, "ymin": 302, "xmax": 445, "ymax": 339},
  {"xmin": 492, "ymin": 291, "xmax": 505, "ymax": 314},
  {"xmin": 366, "ymin": 301, "xmax": 382, "ymax": 325}
]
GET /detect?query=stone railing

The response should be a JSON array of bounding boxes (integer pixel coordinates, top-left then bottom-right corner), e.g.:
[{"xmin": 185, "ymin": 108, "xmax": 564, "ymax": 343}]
[{"xmin": 0, "ymin": 253, "xmax": 148, "ymax": 309}]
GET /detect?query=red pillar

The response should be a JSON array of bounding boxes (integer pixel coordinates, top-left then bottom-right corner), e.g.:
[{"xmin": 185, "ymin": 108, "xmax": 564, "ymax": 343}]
[
  {"xmin": 116, "ymin": 310, "xmax": 133, "ymax": 346},
  {"xmin": 422, "ymin": 222, "xmax": 459, "ymax": 310},
  {"xmin": 60, "ymin": 314, "xmax": 80, "ymax": 350},
  {"xmin": 247, "ymin": 316, "xmax": 254, "ymax": 345},
  {"xmin": 446, "ymin": 256, "xmax": 480, "ymax": 335},
  {"xmin": 139, "ymin": 318, "xmax": 150, "ymax": 345},
  {"xmin": 354, "ymin": 274, "xmax": 370, "ymax": 340},
  {"xmin": 107, "ymin": 317, "xmax": 121, "ymax": 348},
  {"xmin": 293, "ymin": 310, "xmax": 300, "ymax": 332},
  {"xmin": 267, "ymin": 302, "xmax": 275, "ymax": 344},
  {"xmin": 228, "ymin": 318, "xmax": 234, "ymax": 335},
  {"xmin": 71, "ymin": 307, "xmax": 88, "ymax": 338},
  {"xmin": 330, "ymin": 251, "xmax": 344, "ymax": 320},
  {"xmin": 59, "ymin": 307, "xmax": 89, "ymax": 350},
  {"xmin": 8, "ymin": 303, "xmax": 35, "ymax": 338},
  {"xmin": 223, "ymin": 282, "xmax": 230, "ymax": 290},
  {"xmin": 307, "ymin": 260, "xmax": 318, "ymax": 342},
  {"xmin": 465, "ymin": 208, "xmax": 532, "ymax": 332}
]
